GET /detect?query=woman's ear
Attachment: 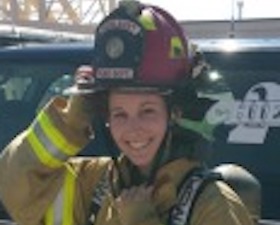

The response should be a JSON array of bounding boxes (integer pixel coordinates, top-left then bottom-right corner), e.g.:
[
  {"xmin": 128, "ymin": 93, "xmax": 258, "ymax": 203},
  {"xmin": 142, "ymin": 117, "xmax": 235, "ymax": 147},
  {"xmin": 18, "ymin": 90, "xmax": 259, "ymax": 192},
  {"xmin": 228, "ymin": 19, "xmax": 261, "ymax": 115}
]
[
  {"xmin": 170, "ymin": 106, "xmax": 183, "ymax": 120},
  {"xmin": 168, "ymin": 106, "xmax": 183, "ymax": 129}
]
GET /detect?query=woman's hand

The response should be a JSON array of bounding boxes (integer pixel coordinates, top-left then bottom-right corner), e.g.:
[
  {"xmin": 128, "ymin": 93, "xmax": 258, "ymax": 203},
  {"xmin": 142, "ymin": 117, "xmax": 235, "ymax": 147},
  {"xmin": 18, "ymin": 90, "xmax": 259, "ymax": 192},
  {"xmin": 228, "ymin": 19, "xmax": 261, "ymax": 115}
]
[
  {"xmin": 115, "ymin": 185, "xmax": 157, "ymax": 225},
  {"xmin": 62, "ymin": 95, "xmax": 94, "ymax": 131},
  {"xmin": 62, "ymin": 65, "xmax": 96, "ymax": 132}
]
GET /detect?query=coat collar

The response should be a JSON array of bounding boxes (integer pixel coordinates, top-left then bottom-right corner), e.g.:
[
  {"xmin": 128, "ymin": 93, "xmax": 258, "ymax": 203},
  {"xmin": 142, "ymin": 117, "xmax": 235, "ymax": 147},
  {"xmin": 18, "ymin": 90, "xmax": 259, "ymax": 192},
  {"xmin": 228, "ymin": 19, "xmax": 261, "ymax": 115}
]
[
  {"xmin": 152, "ymin": 158, "xmax": 201, "ymax": 216},
  {"xmin": 113, "ymin": 156, "xmax": 201, "ymax": 218}
]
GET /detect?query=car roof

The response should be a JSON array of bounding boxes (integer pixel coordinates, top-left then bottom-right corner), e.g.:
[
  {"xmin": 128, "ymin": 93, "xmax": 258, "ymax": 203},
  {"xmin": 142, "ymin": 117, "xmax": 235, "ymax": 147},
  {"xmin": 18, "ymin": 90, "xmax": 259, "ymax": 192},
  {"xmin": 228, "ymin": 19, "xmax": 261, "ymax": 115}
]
[
  {"xmin": 0, "ymin": 38, "xmax": 280, "ymax": 64},
  {"xmin": 1, "ymin": 38, "xmax": 280, "ymax": 55},
  {"xmin": 0, "ymin": 41, "xmax": 94, "ymax": 62}
]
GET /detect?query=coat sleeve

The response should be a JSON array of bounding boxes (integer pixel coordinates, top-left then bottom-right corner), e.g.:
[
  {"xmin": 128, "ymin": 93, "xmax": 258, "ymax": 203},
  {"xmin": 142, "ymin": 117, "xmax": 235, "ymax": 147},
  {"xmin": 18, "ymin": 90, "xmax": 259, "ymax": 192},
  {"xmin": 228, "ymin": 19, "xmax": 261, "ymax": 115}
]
[
  {"xmin": 190, "ymin": 181, "xmax": 255, "ymax": 225},
  {"xmin": 0, "ymin": 97, "xmax": 91, "ymax": 225}
]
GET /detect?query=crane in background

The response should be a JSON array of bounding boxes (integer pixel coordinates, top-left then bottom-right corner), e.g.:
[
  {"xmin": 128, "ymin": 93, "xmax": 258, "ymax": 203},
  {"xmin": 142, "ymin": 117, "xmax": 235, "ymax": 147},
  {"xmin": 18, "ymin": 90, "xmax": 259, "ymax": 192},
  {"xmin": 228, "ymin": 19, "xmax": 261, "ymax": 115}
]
[
  {"xmin": 0, "ymin": 0, "xmax": 117, "ymax": 43},
  {"xmin": 0, "ymin": 0, "xmax": 280, "ymax": 44}
]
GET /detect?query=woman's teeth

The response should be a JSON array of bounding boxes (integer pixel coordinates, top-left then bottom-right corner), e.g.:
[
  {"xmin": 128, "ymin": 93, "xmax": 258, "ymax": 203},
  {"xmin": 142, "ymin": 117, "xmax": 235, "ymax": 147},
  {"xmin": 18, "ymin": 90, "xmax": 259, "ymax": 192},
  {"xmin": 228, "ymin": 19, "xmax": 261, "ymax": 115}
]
[{"xmin": 128, "ymin": 141, "xmax": 149, "ymax": 149}]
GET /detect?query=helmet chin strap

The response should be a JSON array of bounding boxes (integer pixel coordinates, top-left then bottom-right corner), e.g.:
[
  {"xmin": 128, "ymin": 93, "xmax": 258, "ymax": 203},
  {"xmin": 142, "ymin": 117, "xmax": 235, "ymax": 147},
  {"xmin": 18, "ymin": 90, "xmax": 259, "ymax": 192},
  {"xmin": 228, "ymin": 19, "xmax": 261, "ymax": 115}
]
[
  {"xmin": 145, "ymin": 126, "xmax": 173, "ymax": 186},
  {"xmin": 144, "ymin": 107, "xmax": 177, "ymax": 184},
  {"xmin": 145, "ymin": 109, "xmax": 214, "ymax": 184},
  {"xmin": 140, "ymin": 107, "xmax": 215, "ymax": 185}
]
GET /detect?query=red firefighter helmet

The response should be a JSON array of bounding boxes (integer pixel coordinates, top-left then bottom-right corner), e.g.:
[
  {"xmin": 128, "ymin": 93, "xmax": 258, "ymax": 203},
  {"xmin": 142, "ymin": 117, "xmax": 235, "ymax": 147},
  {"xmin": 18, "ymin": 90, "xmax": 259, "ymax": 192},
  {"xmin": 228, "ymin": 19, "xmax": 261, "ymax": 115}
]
[{"xmin": 66, "ymin": 1, "xmax": 194, "ymax": 95}]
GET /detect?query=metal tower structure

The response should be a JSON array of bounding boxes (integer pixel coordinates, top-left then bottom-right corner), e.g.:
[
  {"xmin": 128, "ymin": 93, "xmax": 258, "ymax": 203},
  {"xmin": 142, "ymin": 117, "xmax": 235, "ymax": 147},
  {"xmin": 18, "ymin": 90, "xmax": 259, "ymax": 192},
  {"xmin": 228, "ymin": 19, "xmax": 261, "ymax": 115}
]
[{"xmin": 0, "ymin": 0, "xmax": 117, "ymax": 35}]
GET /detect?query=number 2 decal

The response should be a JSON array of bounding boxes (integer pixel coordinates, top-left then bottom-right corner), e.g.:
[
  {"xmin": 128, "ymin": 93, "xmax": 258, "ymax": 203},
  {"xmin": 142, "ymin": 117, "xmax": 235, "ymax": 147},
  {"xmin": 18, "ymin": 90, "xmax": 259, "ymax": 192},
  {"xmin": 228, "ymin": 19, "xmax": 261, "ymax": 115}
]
[{"xmin": 206, "ymin": 82, "xmax": 280, "ymax": 144}]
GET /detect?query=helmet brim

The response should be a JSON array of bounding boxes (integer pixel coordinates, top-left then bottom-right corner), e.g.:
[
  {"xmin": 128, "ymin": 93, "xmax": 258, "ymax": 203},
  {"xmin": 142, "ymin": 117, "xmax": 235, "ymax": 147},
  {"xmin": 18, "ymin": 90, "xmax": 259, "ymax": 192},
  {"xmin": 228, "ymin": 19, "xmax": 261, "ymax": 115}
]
[{"xmin": 63, "ymin": 85, "xmax": 98, "ymax": 96}]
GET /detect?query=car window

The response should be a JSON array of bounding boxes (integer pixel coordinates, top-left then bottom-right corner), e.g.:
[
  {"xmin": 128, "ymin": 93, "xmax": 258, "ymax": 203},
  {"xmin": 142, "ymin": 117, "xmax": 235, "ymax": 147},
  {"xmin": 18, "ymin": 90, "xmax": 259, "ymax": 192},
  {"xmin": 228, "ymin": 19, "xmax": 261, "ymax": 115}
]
[
  {"xmin": 0, "ymin": 63, "xmax": 77, "ymax": 150},
  {"xmin": 37, "ymin": 73, "xmax": 73, "ymax": 111},
  {"xmin": 196, "ymin": 67, "xmax": 234, "ymax": 101},
  {"xmin": 0, "ymin": 75, "xmax": 32, "ymax": 102}
]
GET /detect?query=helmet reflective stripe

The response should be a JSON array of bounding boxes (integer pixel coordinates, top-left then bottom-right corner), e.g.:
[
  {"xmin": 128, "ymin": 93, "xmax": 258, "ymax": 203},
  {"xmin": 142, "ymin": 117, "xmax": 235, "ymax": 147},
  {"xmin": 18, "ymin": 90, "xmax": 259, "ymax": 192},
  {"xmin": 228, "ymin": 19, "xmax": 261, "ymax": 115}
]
[
  {"xmin": 44, "ymin": 164, "xmax": 76, "ymax": 225},
  {"xmin": 138, "ymin": 10, "xmax": 156, "ymax": 30},
  {"xmin": 170, "ymin": 37, "xmax": 185, "ymax": 58},
  {"xmin": 26, "ymin": 111, "xmax": 79, "ymax": 168}
]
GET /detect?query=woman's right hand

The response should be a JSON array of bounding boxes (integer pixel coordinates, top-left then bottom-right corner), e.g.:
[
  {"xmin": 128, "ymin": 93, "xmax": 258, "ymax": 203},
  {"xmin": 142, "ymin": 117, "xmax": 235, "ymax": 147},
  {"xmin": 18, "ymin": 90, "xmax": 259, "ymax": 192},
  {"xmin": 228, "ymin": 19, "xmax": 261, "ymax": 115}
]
[
  {"xmin": 62, "ymin": 65, "xmax": 96, "ymax": 132},
  {"xmin": 62, "ymin": 95, "xmax": 94, "ymax": 131}
]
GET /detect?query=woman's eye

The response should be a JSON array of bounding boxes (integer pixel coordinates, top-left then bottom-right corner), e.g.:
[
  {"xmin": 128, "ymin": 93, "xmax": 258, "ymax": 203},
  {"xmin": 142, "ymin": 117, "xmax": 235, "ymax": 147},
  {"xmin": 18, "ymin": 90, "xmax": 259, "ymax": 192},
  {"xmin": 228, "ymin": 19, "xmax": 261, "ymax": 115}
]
[
  {"xmin": 141, "ymin": 108, "xmax": 157, "ymax": 116},
  {"xmin": 111, "ymin": 112, "xmax": 127, "ymax": 120}
]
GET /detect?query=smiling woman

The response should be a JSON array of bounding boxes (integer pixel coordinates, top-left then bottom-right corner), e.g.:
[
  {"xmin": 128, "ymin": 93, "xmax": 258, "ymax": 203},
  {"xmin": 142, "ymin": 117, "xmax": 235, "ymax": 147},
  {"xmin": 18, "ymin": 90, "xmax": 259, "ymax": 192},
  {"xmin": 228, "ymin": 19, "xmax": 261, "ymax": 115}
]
[
  {"xmin": 0, "ymin": 1, "xmax": 259, "ymax": 225},
  {"xmin": 0, "ymin": 19, "xmax": 280, "ymax": 224},
  {"xmin": 0, "ymin": 1, "xmax": 280, "ymax": 225}
]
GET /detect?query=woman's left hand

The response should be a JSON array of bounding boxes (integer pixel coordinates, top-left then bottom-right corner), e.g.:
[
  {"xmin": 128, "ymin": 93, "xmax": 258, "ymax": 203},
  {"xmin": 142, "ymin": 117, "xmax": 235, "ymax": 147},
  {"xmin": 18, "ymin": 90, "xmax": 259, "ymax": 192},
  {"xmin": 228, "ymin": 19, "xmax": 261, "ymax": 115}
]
[{"xmin": 115, "ymin": 185, "xmax": 157, "ymax": 225}]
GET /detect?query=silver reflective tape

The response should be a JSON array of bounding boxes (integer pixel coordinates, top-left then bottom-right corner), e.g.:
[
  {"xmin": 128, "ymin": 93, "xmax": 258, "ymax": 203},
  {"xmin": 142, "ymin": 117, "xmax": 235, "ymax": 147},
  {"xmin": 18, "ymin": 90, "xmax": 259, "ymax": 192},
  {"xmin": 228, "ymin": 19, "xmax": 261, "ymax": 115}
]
[
  {"xmin": 33, "ymin": 123, "xmax": 69, "ymax": 162},
  {"xmin": 53, "ymin": 188, "xmax": 64, "ymax": 225}
]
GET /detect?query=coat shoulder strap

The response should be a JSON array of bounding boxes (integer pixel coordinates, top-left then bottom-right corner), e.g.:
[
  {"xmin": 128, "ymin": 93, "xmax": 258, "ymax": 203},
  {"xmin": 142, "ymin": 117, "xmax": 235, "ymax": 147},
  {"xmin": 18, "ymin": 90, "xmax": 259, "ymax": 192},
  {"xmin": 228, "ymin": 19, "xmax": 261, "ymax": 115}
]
[{"xmin": 169, "ymin": 167, "xmax": 222, "ymax": 225}]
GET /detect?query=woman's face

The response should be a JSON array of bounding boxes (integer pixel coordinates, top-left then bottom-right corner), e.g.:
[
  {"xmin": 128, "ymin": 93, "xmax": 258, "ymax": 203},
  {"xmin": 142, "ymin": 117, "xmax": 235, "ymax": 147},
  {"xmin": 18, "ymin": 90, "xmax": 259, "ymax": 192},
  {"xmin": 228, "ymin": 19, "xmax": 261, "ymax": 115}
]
[{"xmin": 108, "ymin": 91, "xmax": 168, "ymax": 173}]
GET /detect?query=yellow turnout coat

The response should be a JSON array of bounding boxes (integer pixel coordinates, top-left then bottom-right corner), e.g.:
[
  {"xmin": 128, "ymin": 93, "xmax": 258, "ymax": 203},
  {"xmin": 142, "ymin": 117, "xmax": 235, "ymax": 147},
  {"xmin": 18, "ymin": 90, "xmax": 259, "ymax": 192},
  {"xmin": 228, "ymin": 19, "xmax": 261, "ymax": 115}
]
[{"xmin": 0, "ymin": 98, "xmax": 254, "ymax": 225}]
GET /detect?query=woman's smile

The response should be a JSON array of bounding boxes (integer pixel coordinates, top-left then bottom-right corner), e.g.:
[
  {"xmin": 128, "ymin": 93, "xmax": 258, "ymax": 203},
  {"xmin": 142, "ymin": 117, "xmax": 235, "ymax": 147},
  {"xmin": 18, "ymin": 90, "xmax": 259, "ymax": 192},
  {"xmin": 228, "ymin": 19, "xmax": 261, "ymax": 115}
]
[{"xmin": 108, "ymin": 90, "xmax": 168, "ymax": 174}]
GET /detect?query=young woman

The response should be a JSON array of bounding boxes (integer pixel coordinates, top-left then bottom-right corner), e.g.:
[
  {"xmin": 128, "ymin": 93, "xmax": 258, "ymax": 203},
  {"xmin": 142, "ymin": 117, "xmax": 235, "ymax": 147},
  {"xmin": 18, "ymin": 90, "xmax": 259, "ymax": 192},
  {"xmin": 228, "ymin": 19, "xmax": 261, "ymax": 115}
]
[{"xmin": 0, "ymin": 1, "xmax": 254, "ymax": 225}]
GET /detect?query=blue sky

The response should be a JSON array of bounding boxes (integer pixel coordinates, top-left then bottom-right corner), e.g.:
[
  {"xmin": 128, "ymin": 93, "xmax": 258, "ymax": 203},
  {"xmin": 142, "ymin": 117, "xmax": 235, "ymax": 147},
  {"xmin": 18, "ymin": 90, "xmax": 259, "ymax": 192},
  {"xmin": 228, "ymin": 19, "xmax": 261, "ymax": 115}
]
[{"xmin": 138, "ymin": 0, "xmax": 280, "ymax": 21}]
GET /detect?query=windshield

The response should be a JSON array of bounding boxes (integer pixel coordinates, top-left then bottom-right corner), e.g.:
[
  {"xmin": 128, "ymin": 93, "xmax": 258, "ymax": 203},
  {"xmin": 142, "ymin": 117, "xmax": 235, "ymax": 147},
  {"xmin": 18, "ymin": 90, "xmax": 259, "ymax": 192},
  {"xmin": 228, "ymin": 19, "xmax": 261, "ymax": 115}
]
[
  {"xmin": 0, "ymin": 63, "xmax": 77, "ymax": 150},
  {"xmin": 0, "ymin": 75, "xmax": 32, "ymax": 102}
]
